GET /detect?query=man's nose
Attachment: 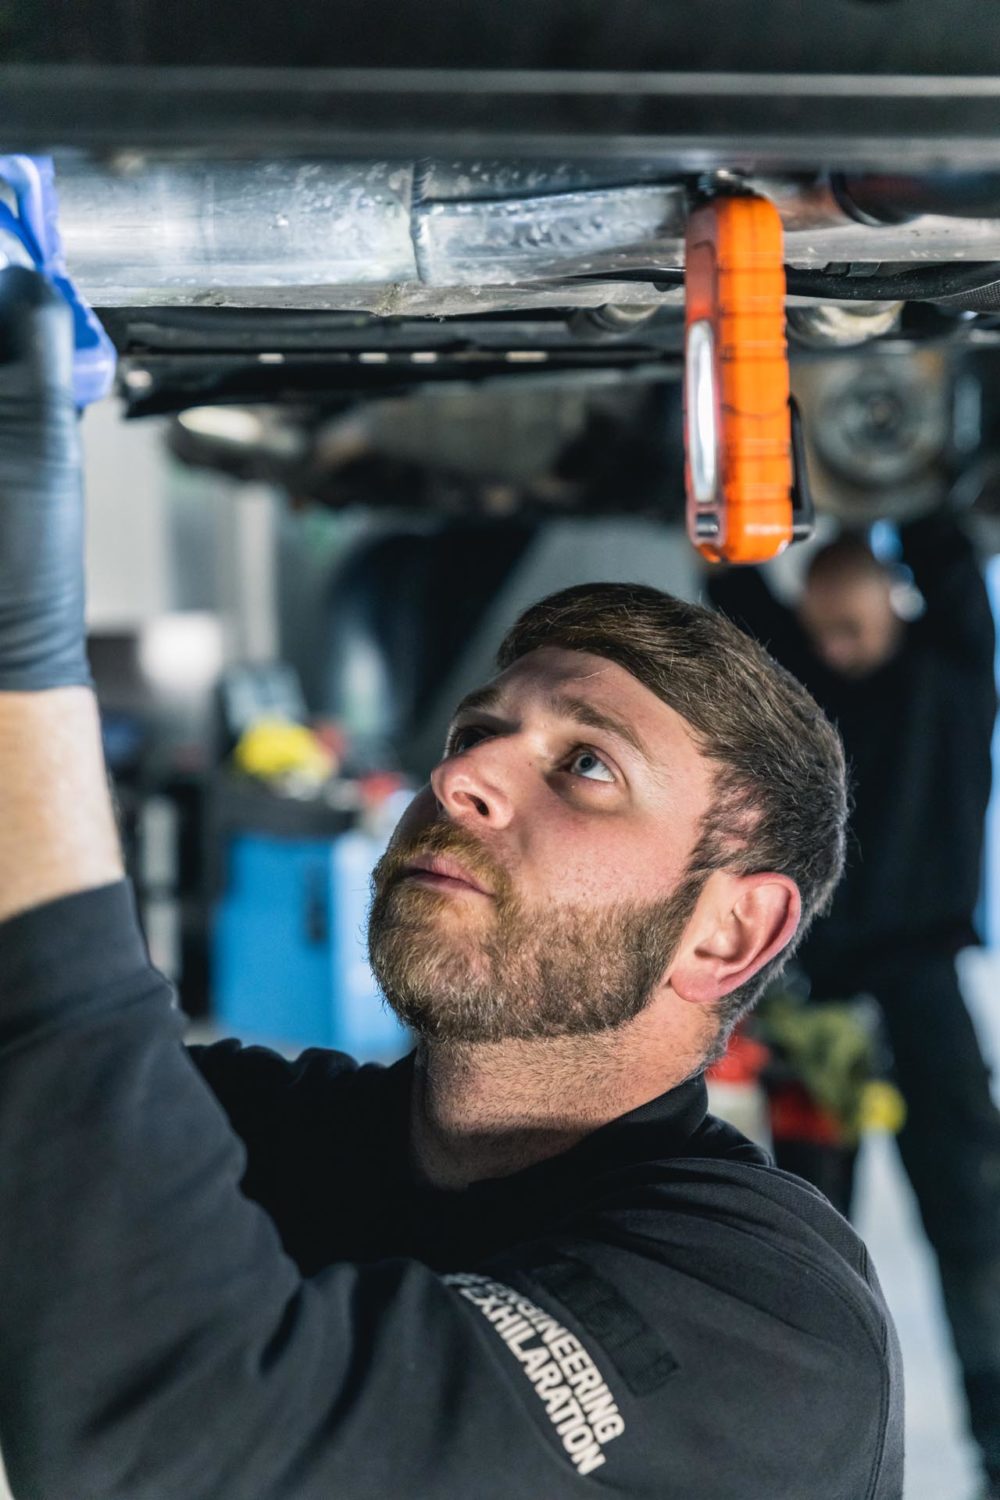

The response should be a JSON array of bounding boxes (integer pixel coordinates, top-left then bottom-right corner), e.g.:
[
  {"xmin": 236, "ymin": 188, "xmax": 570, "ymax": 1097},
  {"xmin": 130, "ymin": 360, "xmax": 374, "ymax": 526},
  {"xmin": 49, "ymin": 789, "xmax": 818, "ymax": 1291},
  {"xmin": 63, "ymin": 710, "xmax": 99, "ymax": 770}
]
[{"xmin": 429, "ymin": 741, "xmax": 517, "ymax": 828}]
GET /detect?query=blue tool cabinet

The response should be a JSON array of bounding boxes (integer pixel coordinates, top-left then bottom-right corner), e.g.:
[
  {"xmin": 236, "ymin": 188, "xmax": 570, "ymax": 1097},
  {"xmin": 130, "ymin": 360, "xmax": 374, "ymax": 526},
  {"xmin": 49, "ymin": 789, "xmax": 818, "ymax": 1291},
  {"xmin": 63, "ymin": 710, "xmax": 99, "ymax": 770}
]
[{"xmin": 213, "ymin": 829, "xmax": 410, "ymax": 1059}]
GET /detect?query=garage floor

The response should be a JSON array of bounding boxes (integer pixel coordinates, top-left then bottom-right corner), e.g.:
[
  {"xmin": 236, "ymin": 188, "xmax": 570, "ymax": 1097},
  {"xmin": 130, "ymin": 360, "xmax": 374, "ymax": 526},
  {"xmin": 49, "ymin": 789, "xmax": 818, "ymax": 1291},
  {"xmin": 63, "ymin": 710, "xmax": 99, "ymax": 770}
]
[
  {"xmin": 854, "ymin": 947, "xmax": 1000, "ymax": 1500},
  {"xmin": 856, "ymin": 1126, "xmax": 980, "ymax": 1498}
]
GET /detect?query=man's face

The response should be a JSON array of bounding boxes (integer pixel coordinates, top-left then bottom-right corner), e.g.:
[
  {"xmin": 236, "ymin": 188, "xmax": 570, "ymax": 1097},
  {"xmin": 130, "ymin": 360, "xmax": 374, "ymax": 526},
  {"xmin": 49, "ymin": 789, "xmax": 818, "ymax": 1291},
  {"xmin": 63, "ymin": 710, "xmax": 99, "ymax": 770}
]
[
  {"xmin": 368, "ymin": 647, "xmax": 714, "ymax": 1043},
  {"xmin": 798, "ymin": 573, "xmax": 902, "ymax": 679}
]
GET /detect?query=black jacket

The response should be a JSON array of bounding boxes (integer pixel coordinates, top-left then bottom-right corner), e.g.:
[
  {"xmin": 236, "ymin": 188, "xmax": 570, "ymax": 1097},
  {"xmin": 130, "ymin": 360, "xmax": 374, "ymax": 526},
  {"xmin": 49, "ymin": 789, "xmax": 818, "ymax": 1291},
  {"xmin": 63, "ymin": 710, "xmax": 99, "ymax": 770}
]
[
  {"xmin": 0, "ymin": 882, "xmax": 903, "ymax": 1499},
  {"xmin": 709, "ymin": 515, "xmax": 996, "ymax": 983}
]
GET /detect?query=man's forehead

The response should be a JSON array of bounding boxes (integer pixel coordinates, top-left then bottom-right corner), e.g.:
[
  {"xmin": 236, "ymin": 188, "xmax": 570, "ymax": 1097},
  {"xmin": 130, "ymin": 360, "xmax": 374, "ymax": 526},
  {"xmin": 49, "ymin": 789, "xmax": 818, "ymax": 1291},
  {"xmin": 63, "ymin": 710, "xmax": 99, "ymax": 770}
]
[
  {"xmin": 451, "ymin": 647, "xmax": 701, "ymax": 762},
  {"xmin": 459, "ymin": 647, "xmax": 632, "ymax": 708}
]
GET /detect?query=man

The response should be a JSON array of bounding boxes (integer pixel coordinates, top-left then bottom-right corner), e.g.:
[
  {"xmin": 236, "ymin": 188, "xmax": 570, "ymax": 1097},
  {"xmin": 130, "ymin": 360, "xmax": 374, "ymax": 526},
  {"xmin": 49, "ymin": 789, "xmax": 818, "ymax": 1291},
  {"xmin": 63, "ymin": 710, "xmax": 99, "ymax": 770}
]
[
  {"xmin": 0, "ymin": 265, "xmax": 902, "ymax": 1499},
  {"xmin": 711, "ymin": 522, "xmax": 1000, "ymax": 1497}
]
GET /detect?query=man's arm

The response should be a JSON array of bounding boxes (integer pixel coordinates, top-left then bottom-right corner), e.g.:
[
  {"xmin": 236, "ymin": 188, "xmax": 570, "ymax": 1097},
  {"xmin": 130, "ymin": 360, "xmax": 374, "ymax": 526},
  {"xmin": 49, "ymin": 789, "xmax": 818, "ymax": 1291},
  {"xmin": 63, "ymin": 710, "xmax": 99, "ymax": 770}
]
[
  {"xmin": 899, "ymin": 511, "xmax": 996, "ymax": 670},
  {"xmin": 0, "ymin": 268, "xmax": 123, "ymax": 918},
  {"xmin": 0, "ymin": 689, "xmax": 122, "ymax": 919}
]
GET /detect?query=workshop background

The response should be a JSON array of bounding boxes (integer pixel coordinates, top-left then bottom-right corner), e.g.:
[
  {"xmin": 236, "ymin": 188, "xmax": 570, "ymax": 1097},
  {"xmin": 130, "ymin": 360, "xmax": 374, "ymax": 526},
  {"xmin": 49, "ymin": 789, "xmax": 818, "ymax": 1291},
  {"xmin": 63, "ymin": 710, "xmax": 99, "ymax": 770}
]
[
  {"xmin": 0, "ymin": 366, "xmax": 989, "ymax": 1500},
  {"xmin": 5, "ymin": 7, "xmax": 1000, "ymax": 1496}
]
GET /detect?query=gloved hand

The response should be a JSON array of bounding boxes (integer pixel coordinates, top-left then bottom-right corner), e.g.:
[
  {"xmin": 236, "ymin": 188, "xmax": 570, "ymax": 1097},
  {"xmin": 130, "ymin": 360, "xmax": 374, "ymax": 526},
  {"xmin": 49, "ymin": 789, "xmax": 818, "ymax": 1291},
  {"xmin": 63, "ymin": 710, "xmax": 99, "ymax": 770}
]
[{"xmin": 0, "ymin": 264, "xmax": 90, "ymax": 691}]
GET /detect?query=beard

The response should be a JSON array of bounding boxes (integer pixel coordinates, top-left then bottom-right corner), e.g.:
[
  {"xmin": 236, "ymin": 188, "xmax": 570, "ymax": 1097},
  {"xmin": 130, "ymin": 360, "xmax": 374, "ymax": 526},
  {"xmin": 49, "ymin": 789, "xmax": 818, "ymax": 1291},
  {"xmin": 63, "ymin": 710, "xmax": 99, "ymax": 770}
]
[{"xmin": 368, "ymin": 820, "xmax": 706, "ymax": 1044}]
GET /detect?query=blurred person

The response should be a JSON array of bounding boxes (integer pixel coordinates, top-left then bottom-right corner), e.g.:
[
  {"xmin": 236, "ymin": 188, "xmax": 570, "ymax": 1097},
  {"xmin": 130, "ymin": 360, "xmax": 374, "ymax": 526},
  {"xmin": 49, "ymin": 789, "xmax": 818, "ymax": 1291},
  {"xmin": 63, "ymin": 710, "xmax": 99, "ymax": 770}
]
[
  {"xmin": 711, "ymin": 515, "xmax": 1000, "ymax": 1497},
  {"xmin": 0, "ymin": 266, "xmax": 905, "ymax": 1498}
]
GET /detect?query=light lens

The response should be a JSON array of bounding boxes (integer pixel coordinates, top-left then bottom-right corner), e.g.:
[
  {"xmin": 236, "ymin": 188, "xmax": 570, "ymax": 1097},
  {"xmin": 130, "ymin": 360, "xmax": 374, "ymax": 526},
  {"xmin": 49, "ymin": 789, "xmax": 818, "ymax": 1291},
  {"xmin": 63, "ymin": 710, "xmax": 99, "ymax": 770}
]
[{"xmin": 686, "ymin": 319, "xmax": 718, "ymax": 505}]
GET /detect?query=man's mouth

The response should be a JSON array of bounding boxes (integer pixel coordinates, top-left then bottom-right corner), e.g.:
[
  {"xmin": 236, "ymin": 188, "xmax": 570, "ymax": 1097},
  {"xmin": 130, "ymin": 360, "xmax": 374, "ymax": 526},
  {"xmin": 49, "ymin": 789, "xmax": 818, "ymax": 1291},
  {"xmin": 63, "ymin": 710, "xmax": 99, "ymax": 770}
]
[{"xmin": 401, "ymin": 854, "xmax": 493, "ymax": 896}]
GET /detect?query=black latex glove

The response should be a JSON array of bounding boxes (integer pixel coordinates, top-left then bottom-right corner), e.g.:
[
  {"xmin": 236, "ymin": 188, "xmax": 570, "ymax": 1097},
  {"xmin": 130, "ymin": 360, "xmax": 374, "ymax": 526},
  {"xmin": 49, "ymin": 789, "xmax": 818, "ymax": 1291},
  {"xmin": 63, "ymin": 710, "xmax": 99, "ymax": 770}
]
[{"xmin": 0, "ymin": 264, "xmax": 90, "ymax": 691}]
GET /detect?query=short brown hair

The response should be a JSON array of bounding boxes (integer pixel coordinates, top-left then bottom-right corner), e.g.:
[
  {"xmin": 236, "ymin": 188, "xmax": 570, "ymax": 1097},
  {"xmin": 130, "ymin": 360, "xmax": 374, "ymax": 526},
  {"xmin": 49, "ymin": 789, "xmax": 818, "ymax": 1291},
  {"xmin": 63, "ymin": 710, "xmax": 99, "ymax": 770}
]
[{"xmin": 497, "ymin": 582, "xmax": 847, "ymax": 1032}]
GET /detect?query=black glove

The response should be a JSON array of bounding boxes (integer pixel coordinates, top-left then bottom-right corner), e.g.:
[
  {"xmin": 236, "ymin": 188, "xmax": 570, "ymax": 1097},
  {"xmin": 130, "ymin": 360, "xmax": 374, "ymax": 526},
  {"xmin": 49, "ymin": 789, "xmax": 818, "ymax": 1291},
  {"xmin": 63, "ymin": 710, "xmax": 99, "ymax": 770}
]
[{"xmin": 0, "ymin": 264, "xmax": 90, "ymax": 691}]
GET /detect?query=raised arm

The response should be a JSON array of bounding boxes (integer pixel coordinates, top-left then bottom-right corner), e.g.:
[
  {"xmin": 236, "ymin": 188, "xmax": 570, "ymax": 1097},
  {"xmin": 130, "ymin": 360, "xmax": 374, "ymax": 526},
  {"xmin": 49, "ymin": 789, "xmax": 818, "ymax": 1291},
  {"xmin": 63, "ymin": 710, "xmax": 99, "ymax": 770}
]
[
  {"xmin": 899, "ymin": 511, "xmax": 996, "ymax": 670},
  {"xmin": 0, "ymin": 269, "xmax": 122, "ymax": 923}
]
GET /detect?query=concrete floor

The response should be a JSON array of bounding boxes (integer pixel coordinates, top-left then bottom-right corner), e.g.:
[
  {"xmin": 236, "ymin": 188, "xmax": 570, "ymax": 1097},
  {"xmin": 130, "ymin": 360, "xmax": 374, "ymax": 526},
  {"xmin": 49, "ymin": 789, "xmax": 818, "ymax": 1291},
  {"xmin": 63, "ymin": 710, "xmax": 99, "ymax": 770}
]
[
  {"xmin": 852, "ymin": 947, "xmax": 1000, "ymax": 1500},
  {"xmin": 855, "ymin": 1130, "xmax": 982, "ymax": 1499}
]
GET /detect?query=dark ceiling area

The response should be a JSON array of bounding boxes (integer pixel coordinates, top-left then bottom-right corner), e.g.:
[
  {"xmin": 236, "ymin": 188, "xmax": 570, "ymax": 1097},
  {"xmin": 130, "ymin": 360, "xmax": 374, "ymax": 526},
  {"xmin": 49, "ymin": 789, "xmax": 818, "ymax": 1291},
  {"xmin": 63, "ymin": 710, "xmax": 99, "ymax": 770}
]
[{"xmin": 2, "ymin": 0, "xmax": 997, "ymax": 73}]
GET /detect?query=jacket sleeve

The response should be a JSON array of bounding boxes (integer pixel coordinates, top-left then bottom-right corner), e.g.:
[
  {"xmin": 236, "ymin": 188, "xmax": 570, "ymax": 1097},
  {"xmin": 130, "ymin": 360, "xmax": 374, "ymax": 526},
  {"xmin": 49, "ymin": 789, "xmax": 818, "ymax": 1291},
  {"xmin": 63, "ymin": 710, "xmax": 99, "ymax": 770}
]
[
  {"xmin": 0, "ymin": 885, "xmax": 609, "ymax": 1499},
  {"xmin": 186, "ymin": 1037, "xmax": 358, "ymax": 1176},
  {"xmin": 900, "ymin": 512, "xmax": 996, "ymax": 671},
  {"xmin": 0, "ymin": 882, "xmax": 897, "ymax": 1500}
]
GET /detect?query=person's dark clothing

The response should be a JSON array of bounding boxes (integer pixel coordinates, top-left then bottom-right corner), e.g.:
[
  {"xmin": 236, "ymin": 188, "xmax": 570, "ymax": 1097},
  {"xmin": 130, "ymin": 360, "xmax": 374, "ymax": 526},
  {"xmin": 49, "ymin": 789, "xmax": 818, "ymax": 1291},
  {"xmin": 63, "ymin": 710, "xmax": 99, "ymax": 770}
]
[
  {"xmin": 0, "ymin": 881, "xmax": 903, "ymax": 1499},
  {"xmin": 709, "ymin": 513, "xmax": 997, "ymax": 976},
  {"xmin": 709, "ymin": 514, "xmax": 1000, "ymax": 1482}
]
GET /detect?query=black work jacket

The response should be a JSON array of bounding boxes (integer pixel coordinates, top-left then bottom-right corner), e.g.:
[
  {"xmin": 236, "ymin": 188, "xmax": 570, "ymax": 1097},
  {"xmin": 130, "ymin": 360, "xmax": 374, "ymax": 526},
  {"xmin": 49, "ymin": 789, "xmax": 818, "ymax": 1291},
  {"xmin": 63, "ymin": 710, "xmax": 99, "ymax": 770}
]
[{"xmin": 0, "ymin": 882, "xmax": 903, "ymax": 1498}]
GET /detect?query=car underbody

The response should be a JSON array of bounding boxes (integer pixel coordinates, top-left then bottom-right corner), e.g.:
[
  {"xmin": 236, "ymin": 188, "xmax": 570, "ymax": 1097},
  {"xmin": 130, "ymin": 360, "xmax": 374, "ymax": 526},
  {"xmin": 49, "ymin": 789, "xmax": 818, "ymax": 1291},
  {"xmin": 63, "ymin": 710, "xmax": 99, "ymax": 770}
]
[{"xmin": 6, "ymin": 8, "xmax": 1000, "ymax": 530}]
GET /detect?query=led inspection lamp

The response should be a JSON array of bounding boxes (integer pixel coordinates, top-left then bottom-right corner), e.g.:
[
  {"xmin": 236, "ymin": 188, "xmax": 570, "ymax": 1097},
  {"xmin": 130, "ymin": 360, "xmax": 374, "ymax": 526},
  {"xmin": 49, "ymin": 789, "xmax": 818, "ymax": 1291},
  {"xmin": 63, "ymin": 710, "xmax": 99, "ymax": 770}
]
[{"xmin": 684, "ymin": 192, "xmax": 813, "ymax": 564}]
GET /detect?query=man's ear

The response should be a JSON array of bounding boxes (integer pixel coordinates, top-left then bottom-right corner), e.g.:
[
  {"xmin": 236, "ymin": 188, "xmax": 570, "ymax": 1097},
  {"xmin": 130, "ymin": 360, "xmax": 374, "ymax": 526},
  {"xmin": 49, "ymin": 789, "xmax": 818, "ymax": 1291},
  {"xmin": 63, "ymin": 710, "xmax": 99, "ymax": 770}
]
[{"xmin": 668, "ymin": 871, "xmax": 801, "ymax": 1008}]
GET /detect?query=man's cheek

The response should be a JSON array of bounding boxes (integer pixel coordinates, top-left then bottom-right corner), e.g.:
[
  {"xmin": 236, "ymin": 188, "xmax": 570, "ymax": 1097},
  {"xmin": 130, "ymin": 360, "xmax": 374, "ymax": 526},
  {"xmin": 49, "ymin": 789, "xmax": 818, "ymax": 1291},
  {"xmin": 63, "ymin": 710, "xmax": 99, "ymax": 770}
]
[
  {"xmin": 535, "ymin": 850, "xmax": 615, "ymax": 905},
  {"xmin": 543, "ymin": 848, "xmax": 673, "ymax": 911}
]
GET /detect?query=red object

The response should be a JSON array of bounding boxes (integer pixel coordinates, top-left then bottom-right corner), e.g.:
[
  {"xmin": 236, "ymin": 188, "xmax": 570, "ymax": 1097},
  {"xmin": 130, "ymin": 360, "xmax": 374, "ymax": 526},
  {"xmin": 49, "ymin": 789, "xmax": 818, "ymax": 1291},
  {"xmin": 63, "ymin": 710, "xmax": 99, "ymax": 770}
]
[
  {"xmin": 313, "ymin": 720, "xmax": 349, "ymax": 761},
  {"xmin": 358, "ymin": 771, "xmax": 407, "ymax": 808},
  {"xmin": 707, "ymin": 1028, "xmax": 771, "ymax": 1085},
  {"xmin": 768, "ymin": 1083, "xmax": 844, "ymax": 1147}
]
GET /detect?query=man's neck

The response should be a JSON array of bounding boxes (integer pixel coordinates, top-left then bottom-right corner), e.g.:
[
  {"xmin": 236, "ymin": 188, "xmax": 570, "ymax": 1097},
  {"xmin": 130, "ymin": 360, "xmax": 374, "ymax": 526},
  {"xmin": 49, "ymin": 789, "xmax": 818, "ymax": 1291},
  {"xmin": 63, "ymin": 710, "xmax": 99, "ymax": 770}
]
[{"xmin": 409, "ymin": 999, "xmax": 709, "ymax": 1190}]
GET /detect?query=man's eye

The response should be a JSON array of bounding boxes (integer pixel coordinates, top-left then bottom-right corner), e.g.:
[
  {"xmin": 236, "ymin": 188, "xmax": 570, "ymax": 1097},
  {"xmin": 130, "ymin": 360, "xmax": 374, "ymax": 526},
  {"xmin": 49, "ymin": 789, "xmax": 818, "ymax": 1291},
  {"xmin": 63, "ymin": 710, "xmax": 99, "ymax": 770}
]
[
  {"xmin": 566, "ymin": 747, "xmax": 615, "ymax": 783},
  {"xmin": 447, "ymin": 725, "xmax": 489, "ymax": 755}
]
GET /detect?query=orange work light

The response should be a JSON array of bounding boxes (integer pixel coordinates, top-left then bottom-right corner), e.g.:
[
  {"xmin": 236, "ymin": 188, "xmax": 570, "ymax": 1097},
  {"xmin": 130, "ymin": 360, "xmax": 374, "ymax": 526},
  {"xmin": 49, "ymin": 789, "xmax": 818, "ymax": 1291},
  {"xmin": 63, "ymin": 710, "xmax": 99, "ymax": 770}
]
[{"xmin": 684, "ymin": 193, "xmax": 807, "ymax": 564}]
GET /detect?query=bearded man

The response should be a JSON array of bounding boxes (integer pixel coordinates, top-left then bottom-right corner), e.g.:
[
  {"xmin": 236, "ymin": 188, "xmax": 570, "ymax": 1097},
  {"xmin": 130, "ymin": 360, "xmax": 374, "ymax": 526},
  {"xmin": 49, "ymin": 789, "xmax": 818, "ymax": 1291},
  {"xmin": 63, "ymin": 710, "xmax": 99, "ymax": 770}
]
[{"xmin": 0, "ymin": 266, "xmax": 902, "ymax": 1500}]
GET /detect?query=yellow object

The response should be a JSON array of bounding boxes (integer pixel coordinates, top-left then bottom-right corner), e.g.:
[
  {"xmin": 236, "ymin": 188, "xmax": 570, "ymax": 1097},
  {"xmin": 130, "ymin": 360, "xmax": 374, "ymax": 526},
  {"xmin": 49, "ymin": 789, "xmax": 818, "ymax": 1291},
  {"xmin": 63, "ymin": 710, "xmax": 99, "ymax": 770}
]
[
  {"xmin": 233, "ymin": 718, "xmax": 334, "ymax": 784},
  {"xmin": 860, "ymin": 1081, "xmax": 907, "ymax": 1136},
  {"xmin": 756, "ymin": 989, "xmax": 906, "ymax": 1145}
]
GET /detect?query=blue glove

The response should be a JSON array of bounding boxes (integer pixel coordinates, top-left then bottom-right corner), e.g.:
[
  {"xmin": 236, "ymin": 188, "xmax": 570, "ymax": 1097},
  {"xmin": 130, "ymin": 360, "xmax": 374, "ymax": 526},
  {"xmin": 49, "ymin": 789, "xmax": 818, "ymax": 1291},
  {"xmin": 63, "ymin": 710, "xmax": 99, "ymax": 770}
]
[{"xmin": 0, "ymin": 265, "xmax": 90, "ymax": 691}]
